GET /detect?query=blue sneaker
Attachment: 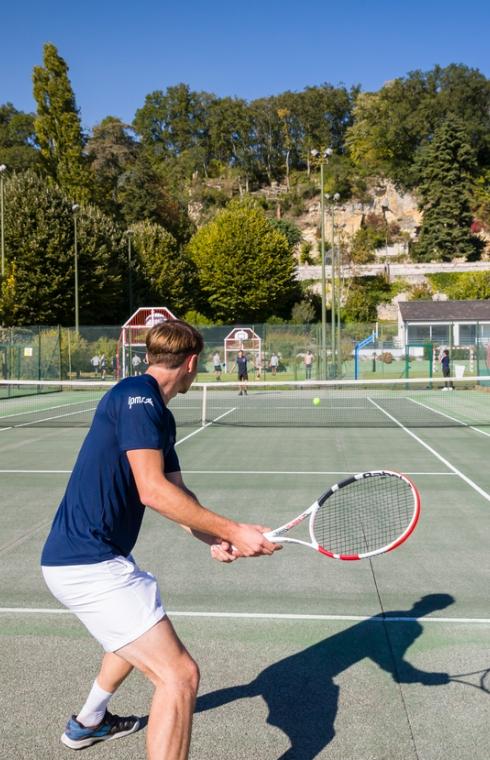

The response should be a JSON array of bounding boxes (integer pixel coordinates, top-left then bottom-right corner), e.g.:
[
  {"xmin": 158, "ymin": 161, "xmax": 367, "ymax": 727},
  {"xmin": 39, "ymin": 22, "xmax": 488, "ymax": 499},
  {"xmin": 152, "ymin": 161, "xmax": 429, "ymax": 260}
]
[{"xmin": 61, "ymin": 710, "xmax": 140, "ymax": 749}]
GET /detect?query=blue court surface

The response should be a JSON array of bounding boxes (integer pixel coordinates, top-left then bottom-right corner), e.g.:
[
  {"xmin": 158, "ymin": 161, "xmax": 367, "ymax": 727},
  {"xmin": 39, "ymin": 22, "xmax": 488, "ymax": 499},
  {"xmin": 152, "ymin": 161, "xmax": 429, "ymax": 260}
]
[{"xmin": 0, "ymin": 383, "xmax": 489, "ymax": 759}]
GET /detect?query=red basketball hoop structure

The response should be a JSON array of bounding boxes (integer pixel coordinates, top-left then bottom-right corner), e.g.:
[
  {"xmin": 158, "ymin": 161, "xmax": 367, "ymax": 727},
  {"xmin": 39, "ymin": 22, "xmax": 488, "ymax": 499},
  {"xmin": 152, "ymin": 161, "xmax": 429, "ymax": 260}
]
[{"xmin": 117, "ymin": 307, "xmax": 177, "ymax": 379}]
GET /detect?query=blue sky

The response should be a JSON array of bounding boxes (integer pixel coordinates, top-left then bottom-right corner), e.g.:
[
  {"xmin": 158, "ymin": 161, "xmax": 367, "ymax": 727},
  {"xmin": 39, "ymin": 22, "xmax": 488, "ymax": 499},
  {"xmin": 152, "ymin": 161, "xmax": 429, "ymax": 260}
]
[{"xmin": 2, "ymin": 0, "xmax": 490, "ymax": 131}]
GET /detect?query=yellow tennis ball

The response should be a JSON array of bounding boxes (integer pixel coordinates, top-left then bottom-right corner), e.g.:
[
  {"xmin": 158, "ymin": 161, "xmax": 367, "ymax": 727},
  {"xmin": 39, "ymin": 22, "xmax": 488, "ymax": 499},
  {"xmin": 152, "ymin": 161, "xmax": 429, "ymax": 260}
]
[{"xmin": 312, "ymin": 397, "xmax": 321, "ymax": 406}]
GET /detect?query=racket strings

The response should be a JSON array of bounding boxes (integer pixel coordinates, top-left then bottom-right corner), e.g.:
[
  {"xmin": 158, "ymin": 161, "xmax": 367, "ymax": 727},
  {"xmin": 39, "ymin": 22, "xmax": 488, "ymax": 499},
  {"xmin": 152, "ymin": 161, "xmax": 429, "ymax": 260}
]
[{"xmin": 314, "ymin": 475, "xmax": 415, "ymax": 556}]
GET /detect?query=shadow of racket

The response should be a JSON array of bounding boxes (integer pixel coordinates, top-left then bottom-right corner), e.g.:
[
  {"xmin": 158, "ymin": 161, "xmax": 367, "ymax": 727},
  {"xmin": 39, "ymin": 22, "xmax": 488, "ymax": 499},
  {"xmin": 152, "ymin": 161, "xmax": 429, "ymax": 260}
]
[{"xmin": 449, "ymin": 668, "xmax": 490, "ymax": 693}]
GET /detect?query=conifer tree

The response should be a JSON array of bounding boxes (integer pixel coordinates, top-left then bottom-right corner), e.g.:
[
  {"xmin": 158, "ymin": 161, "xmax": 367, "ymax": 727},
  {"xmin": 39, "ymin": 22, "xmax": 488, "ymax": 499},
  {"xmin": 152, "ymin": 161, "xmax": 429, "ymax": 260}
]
[
  {"xmin": 413, "ymin": 116, "xmax": 482, "ymax": 261},
  {"xmin": 0, "ymin": 171, "xmax": 124, "ymax": 326},
  {"xmin": 32, "ymin": 43, "xmax": 90, "ymax": 202}
]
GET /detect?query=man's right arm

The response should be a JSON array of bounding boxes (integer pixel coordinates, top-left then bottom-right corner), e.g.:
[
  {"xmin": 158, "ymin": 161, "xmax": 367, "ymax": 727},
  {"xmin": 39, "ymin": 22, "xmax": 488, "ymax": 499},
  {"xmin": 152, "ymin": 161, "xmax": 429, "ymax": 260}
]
[{"xmin": 126, "ymin": 448, "xmax": 279, "ymax": 558}]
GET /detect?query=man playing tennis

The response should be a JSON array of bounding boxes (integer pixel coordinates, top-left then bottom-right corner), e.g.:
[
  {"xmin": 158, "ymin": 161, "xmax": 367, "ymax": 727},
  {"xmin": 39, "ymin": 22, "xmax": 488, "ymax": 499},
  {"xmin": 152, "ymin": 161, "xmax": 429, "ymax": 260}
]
[{"xmin": 41, "ymin": 319, "xmax": 278, "ymax": 759}]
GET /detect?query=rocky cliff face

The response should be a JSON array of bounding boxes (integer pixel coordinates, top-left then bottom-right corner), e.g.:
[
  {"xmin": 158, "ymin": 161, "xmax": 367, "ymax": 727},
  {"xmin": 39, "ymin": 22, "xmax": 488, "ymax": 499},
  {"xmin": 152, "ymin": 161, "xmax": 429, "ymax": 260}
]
[{"xmin": 297, "ymin": 180, "xmax": 422, "ymax": 248}]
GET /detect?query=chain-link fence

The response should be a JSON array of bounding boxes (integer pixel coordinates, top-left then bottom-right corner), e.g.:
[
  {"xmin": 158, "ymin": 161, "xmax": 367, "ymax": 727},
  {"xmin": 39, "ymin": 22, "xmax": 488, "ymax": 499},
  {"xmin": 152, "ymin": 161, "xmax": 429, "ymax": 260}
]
[{"xmin": 2, "ymin": 321, "xmax": 489, "ymax": 382}]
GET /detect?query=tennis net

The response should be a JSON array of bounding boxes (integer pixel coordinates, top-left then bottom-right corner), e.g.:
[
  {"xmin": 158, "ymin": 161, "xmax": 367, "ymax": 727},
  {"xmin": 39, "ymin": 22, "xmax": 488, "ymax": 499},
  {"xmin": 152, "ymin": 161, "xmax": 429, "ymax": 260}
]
[{"xmin": 1, "ymin": 377, "xmax": 490, "ymax": 429}]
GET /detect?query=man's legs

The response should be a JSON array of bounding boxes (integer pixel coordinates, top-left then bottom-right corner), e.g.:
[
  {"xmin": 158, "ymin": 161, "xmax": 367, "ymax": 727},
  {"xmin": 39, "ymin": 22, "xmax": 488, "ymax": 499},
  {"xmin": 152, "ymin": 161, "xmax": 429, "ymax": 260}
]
[{"xmin": 116, "ymin": 616, "xmax": 199, "ymax": 760}]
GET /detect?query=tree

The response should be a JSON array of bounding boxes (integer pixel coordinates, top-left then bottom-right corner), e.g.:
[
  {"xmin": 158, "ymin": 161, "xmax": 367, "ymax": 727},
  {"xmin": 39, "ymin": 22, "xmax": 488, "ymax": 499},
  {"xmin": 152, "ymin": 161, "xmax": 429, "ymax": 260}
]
[
  {"xmin": 0, "ymin": 103, "xmax": 39, "ymax": 171},
  {"xmin": 428, "ymin": 272, "xmax": 490, "ymax": 299},
  {"xmin": 268, "ymin": 218, "xmax": 302, "ymax": 250},
  {"xmin": 133, "ymin": 83, "xmax": 213, "ymax": 178},
  {"xmin": 342, "ymin": 277, "xmax": 392, "ymax": 323},
  {"xmin": 346, "ymin": 65, "xmax": 490, "ymax": 188},
  {"xmin": 129, "ymin": 221, "xmax": 197, "ymax": 314},
  {"xmin": 32, "ymin": 43, "xmax": 90, "ymax": 202},
  {"xmin": 86, "ymin": 117, "xmax": 139, "ymax": 218},
  {"xmin": 186, "ymin": 199, "xmax": 300, "ymax": 322},
  {"xmin": 413, "ymin": 116, "xmax": 482, "ymax": 262},
  {"xmin": 0, "ymin": 171, "xmax": 125, "ymax": 326},
  {"xmin": 118, "ymin": 153, "xmax": 194, "ymax": 243},
  {"xmin": 207, "ymin": 97, "xmax": 258, "ymax": 186}
]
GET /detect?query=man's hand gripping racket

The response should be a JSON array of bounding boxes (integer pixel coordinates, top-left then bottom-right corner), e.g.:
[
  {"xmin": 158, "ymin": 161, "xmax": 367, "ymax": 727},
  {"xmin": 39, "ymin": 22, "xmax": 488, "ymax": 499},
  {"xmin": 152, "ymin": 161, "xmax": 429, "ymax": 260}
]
[{"xmin": 260, "ymin": 470, "xmax": 420, "ymax": 560}]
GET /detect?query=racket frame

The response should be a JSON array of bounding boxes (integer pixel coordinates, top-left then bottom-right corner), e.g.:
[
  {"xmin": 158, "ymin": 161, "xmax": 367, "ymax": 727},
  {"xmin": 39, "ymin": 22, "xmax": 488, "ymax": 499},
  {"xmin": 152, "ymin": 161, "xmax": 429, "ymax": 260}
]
[{"xmin": 264, "ymin": 470, "xmax": 420, "ymax": 561}]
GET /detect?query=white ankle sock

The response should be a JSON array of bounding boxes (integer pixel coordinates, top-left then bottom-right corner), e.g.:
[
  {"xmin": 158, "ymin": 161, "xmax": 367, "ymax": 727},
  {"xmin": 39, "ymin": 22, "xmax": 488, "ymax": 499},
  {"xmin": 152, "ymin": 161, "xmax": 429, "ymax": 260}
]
[{"xmin": 76, "ymin": 679, "xmax": 113, "ymax": 727}]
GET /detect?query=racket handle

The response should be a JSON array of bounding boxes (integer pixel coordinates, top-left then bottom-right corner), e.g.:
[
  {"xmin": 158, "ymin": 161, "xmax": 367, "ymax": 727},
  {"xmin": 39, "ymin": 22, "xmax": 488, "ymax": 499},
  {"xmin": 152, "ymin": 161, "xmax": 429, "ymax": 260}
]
[
  {"xmin": 230, "ymin": 530, "xmax": 279, "ymax": 553},
  {"xmin": 263, "ymin": 530, "xmax": 280, "ymax": 542}
]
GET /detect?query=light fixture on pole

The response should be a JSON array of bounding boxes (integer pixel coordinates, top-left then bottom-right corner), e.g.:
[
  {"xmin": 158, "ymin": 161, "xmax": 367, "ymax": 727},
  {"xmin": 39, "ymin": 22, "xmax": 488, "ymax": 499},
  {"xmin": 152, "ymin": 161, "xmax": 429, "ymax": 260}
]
[
  {"xmin": 72, "ymin": 204, "xmax": 80, "ymax": 333},
  {"xmin": 0, "ymin": 164, "xmax": 7, "ymax": 278},
  {"xmin": 310, "ymin": 147, "xmax": 332, "ymax": 379},
  {"xmin": 126, "ymin": 230, "xmax": 134, "ymax": 316}
]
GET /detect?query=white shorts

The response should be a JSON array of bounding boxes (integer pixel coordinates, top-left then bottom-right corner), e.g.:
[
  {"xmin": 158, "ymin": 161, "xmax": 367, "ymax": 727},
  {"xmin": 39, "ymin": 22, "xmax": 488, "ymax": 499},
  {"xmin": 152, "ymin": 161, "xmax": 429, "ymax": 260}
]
[{"xmin": 42, "ymin": 556, "xmax": 165, "ymax": 652}]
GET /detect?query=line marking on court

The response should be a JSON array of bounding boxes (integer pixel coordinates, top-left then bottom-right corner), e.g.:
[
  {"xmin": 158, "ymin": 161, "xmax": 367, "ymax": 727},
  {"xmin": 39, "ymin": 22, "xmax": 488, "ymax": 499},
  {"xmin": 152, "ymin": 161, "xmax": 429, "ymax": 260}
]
[
  {"xmin": 0, "ymin": 607, "xmax": 489, "ymax": 624},
  {"xmin": 368, "ymin": 397, "xmax": 490, "ymax": 503},
  {"xmin": 0, "ymin": 519, "xmax": 52, "ymax": 554},
  {"xmin": 175, "ymin": 407, "xmax": 236, "ymax": 445},
  {"xmin": 408, "ymin": 396, "xmax": 490, "ymax": 438},
  {"xmin": 0, "ymin": 398, "xmax": 94, "ymax": 421}
]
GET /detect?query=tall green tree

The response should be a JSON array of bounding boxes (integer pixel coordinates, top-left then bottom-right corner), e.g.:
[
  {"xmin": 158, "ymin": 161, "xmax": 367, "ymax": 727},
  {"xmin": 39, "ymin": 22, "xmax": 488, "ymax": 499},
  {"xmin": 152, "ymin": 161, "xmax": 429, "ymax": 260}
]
[
  {"xmin": 118, "ymin": 153, "xmax": 194, "ymax": 243},
  {"xmin": 133, "ymin": 84, "xmax": 212, "ymax": 174},
  {"xmin": 186, "ymin": 199, "xmax": 300, "ymax": 322},
  {"xmin": 0, "ymin": 103, "xmax": 39, "ymax": 171},
  {"xmin": 0, "ymin": 171, "xmax": 124, "ymax": 326},
  {"xmin": 32, "ymin": 43, "xmax": 90, "ymax": 202},
  {"xmin": 86, "ymin": 117, "xmax": 139, "ymax": 218},
  {"xmin": 129, "ymin": 221, "xmax": 197, "ymax": 314},
  {"xmin": 346, "ymin": 64, "xmax": 490, "ymax": 188},
  {"xmin": 413, "ymin": 116, "xmax": 482, "ymax": 262}
]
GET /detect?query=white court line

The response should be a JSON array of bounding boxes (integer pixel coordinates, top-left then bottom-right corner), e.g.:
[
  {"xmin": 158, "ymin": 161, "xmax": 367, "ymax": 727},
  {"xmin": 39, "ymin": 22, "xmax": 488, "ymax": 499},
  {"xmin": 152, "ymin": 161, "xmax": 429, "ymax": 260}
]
[
  {"xmin": 0, "ymin": 607, "xmax": 488, "ymax": 624},
  {"xmin": 0, "ymin": 519, "xmax": 52, "ymax": 554},
  {"xmin": 175, "ymin": 407, "xmax": 236, "ymax": 445},
  {"xmin": 0, "ymin": 398, "xmax": 93, "ymax": 421},
  {"xmin": 368, "ymin": 397, "xmax": 490, "ymax": 503},
  {"xmin": 408, "ymin": 396, "xmax": 490, "ymax": 438},
  {"xmin": 13, "ymin": 406, "xmax": 98, "ymax": 428}
]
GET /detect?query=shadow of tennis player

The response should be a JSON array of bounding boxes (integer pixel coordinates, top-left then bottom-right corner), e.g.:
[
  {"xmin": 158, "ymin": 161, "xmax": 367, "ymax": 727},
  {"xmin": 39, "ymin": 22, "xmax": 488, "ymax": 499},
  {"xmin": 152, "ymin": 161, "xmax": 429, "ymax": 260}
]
[{"xmin": 195, "ymin": 594, "xmax": 453, "ymax": 759}]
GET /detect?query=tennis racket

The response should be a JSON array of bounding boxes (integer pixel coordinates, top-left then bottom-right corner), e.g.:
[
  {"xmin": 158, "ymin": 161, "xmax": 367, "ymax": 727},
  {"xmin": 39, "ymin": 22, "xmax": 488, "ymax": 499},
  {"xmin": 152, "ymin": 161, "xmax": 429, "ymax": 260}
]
[
  {"xmin": 264, "ymin": 470, "xmax": 420, "ymax": 560},
  {"xmin": 449, "ymin": 668, "xmax": 490, "ymax": 693}
]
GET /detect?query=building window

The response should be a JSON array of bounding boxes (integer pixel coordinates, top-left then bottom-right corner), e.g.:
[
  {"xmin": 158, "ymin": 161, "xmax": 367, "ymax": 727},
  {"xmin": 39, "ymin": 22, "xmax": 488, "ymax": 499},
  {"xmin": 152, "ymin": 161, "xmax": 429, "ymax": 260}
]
[
  {"xmin": 407, "ymin": 325, "xmax": 431, "ymax": 343},
  {"xmin": 430, "ymin": 325, "xmax": 450, "ymax": 343},
  {"xmin": 459, "ymin": 324, "xmax": 477, "ymax": 345}
]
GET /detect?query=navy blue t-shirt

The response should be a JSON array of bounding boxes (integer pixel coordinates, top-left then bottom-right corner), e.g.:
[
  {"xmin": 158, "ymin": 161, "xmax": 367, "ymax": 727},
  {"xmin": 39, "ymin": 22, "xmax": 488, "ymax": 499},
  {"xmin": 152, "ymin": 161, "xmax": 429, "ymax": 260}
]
[
  {"xmin": 236, "ymin": 356, "xmax": 248, "ymax": 375},
  {"xmin": 41, "ymin": 374, "xmax": 180, "ymax": 566}
]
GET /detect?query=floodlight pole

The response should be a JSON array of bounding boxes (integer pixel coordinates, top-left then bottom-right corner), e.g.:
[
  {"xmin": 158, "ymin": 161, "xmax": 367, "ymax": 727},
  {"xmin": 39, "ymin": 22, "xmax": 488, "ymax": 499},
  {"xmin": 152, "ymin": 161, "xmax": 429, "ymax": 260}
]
[
  {"xmin": 126, "ymin": 230, "xmax": 134, "ymax": 316},
  {"xmin": 311, "ymin": 148, "xmax": 332, "ymax": 379},
  {"xmin": 330, "ymin": 192, "xmax": 341, "ymax": 375},
  {"xmin": 381, "ymin": 204, "xmax": 390, "ymax": 282},
  {"xmin": 0, "ymin": 164, "xmax": 6, "ymax": 278},
  {"xmin": 72, "ymin": 204, "xmax": 80, "ymax": 334},
  {"xmin": 320, "ymin": 162, "xmax": 327, "ymax": 379}
]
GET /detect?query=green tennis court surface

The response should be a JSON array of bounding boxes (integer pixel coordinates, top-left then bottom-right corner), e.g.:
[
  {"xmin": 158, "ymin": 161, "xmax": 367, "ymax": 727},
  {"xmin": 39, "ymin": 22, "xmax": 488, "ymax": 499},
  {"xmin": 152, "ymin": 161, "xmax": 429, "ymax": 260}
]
[{"xmin": 1, "ymin": 381, "xmax": 489, "ymax": 759}]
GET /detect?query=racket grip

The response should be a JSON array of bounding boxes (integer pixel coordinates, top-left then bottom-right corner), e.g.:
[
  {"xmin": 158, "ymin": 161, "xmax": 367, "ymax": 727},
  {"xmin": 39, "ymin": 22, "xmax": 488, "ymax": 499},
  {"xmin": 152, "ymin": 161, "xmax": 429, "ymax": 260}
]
[
  {"xmin": 231, "ymin": 530, "xmax": 279, "ymax": 553},
  {"xmin": 263, "ymin": 530, "xmax": 279, "ymax": 542}
]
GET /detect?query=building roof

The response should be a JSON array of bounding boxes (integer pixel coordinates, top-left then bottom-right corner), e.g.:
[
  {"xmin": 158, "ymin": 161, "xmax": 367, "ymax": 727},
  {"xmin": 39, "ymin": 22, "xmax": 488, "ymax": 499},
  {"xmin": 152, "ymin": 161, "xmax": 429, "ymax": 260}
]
[{"xmin": 399, "ymin": 300, "xmax": 490, "ymax": 322}]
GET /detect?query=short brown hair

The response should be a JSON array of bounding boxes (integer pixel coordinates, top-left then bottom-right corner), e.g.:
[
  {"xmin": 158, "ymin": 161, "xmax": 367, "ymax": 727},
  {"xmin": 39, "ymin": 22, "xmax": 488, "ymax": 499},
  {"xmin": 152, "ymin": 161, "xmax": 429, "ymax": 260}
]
[{"xmin": 146, "ymin": 319, "xmax": 204, "ymax": 368}]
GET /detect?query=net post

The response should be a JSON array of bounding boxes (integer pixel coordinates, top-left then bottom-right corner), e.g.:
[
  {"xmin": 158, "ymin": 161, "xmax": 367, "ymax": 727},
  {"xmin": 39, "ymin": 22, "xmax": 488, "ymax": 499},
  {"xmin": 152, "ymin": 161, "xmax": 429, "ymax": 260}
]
[{"xmin": 201, "ymin": 384, "xmax": 207, "ymax": 427}]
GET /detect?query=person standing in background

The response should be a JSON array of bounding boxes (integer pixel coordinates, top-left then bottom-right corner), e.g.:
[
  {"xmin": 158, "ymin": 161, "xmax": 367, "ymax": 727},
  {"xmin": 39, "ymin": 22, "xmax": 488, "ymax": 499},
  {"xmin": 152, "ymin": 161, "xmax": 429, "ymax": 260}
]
[
  {"xmin": 304, "ymin": 350, "xmax": 314, "ymax": 380},
  {"xmin": 269, "ymin": 352, "xmax": 279, "ymax": 376},
  {"xmin": 232, "ymin": 350, "xmax": 248, "ymax": 395},
  {"xmin": 440, "ymin": 349, "xmax": 453, "ymax": 390},
  {"xmin": 212, "ymin": 352, "xmax": 222, "ymax": 381}
]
